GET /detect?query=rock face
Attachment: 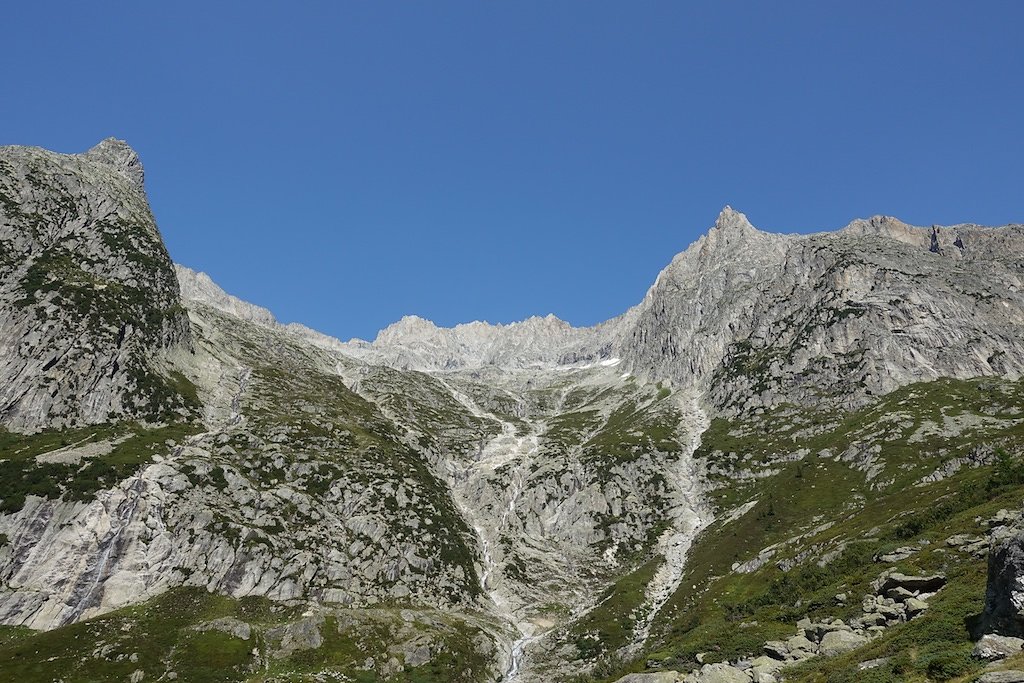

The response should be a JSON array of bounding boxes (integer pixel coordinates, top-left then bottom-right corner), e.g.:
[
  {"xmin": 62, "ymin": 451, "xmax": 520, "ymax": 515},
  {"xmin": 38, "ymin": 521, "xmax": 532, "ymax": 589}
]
[
  {"xmin": 983, "ymin": 527, "xmax": 1024, "ymax": 637},
  {"xmin": 345, "ymin": 207, "xmax": 1024, "ymax": 416},
  {"xmin": 619, "ymin": 209, "xmax": 1024, "ymax": 414},
  {"xmin": 0, "ymin": 139, "xmax": 193, "ymax": 432}
]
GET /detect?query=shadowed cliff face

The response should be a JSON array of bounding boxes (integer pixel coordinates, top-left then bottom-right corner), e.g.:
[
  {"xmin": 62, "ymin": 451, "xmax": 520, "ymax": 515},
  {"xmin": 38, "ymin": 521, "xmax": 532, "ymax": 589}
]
[{"xmin": 0, "ymin": 139, "xmax": 194, "ymax": 432}]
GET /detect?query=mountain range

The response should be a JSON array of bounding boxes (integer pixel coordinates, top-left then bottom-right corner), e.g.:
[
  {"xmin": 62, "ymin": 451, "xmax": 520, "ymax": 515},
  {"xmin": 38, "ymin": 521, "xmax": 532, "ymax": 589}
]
[{"xmin": 1, "ymin": 139, "xmax": 1023, "ymax": 683}]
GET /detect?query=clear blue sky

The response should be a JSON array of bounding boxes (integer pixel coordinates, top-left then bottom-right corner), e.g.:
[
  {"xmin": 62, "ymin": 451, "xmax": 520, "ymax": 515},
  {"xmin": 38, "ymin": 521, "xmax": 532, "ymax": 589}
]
[{"xmin": 4, "ymin": 3, "xmax": 1022, "ymax": 340}]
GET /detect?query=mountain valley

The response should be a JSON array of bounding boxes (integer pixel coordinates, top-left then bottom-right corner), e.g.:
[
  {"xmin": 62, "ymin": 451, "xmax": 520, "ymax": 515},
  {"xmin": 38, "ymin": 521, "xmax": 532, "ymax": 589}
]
[{"xmin": 2, "ymin": 140, "xmax": 1024, "ymax": 683}]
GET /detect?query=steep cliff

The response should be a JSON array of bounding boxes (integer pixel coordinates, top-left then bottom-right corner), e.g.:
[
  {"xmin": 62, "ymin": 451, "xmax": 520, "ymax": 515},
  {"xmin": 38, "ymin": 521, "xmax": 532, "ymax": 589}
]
[{"xmin": 0, "ymin": 139, "xmax": 194, "ymax": 432}]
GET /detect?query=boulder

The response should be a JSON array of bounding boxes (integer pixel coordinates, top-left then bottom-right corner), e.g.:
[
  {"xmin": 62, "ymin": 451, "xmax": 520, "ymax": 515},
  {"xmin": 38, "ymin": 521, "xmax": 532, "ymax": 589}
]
[
  {"xmin": 858, "ymin": 657, "xmax": 890, "ymax": 670},
  {"xmin": 818, "ymin": 630, "xmax": 868, "ymax": 657},
  {"xmin": 876, "ymin": 546, "xmax": 916, "ymax": 562},
  {"xmin": 977, "ymin": 672, "xmax": 1024, "ymax": 683},
  {"xmin": 613, "ymin": 674, "xmax": 681, "ymax": 683},
  {"xmin": 947, "ymin": 533, "xmax": 986, "ymax": 548},
  {"xmin": 802, "ymin": 620, "xmax": 848, "ymax": 642},
  {"xmin": 690, "ymin": 662, "xmax": 751, "ymax": 683},
  {"xmin": 858, "ymin": 612, "xmax": 886, "ymax": 627},
  {"xmin": 987, "ymin": 509, "xmax": 1021, "ymax": 529},
  {"xmin": 875, "ymin": 572, "xmax": 947, "ymax": 594},
  {"xmin": 749, "ymin": 655, "xmax": 784, "ymax": 675},
  {"xmin": 886, "ymin": 586, "xmax": 916, "ymax": 602},
  {"xmin": 982, "ymin": 527, "xmax": 1024, "ymax": 636},
  {"xmin": 904, "ymin": 597, "xmax": 929, "ymax": 618},
  {"xmin": 974, "ymin": 634, "xmax": 1024, "ymax": 661},
  {"xmin": 785, "ymin": 634, "xmax": 817, "ymax": 658},
  {"xmin": 193, "ymin": 617, "xmax": 252, "ymax": 640},
  {"xmin": 762, "ymin": 641, "xmax": 789, "ymax": 660},
  {"xmin": 265, "ymin": 616, "xmax": 324, "ymax": 658}
]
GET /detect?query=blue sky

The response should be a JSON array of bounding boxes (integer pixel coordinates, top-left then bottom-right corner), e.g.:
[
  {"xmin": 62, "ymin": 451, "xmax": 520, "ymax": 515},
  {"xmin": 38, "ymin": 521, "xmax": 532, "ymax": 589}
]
[{"xmin": 4, "ymin": 2, "xmax": 1023, "ymax": 340}]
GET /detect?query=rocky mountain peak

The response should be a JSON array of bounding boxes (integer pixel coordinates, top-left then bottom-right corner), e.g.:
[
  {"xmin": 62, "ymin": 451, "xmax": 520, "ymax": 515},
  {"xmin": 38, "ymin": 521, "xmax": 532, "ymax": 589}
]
[
  {"xmin": 374, "ymin": 314, "xmax": 440, "ymax": 344},
  {"xmin": 174, "ymin": 264, "xmax": 278, "ymax": 327},
  {"xmin": 712, "ymin": 205, "xmax": 756, "ymax": 232},
  {"xmin": 81, "ymin": 137, "xmax": 145, "ymax": 188}
]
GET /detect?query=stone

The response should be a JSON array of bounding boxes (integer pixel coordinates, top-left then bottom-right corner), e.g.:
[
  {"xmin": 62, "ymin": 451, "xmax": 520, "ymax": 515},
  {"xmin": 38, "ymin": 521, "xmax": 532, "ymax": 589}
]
[
  {"xmin": 785, "ymin": 634, "xmax": 818, "ymax": 657},
  {"xmin": 876, "ymin": 572, "xmax": 947, "ymax": 594},
  {"xmin": 762, "ymin": 641, "xmax": 789, "ymax": 660},
  {"xmin": 818, "ymin": 630, "xmax": 868, "ymax": 657},
  {"xmin": 973, "ymin": 634, "xmax": 1024, "ymax": 661},
  {"xmin": 691, "ymin": 662, "xmax": 751, "ymax": 683},
  {"xmin": 858, "ymin": 657, "xmax": 890, "ymax": 670},
  {"xmin": 904, "ymin": 597, "xmax": 929, "ymax": 618},
  {"xmin": 988, "ymin": 510, "xmax": 1021, "ymax": 529},
  {"xmin": 876, "ymin": 546, "xmax": 916, "ymax": 563},
  {"xmin": 194, "ymin": 617, "xmax": 252, "ymax": 641},
  {"xmin": 266, "ymin": 617, "xmax": 324, "ymax": 658},
  {"xmin": 859, "ymin": 612, "xmax": 887, "ymax": 627},
  {"xmin": 977, "ymin": 672, "xmax": 1024, "ymax": 683},
  {"xmin": 947, "ymin": 533, "xmax": 986, "ymax": 548},
  {"xmin": 886, "ymin": 586, "xmax": 916, "ymax": 602},
  {"xmin": 982, "ymin": 527, "xmax": 1024, "ymax": 636},
  {"xmin": 749, "ymin": 656, "xmax": 784, "ymax": 676},
  {"xmin": 613, "ymin": 674, "xmax": 681, "ymax": 683}
]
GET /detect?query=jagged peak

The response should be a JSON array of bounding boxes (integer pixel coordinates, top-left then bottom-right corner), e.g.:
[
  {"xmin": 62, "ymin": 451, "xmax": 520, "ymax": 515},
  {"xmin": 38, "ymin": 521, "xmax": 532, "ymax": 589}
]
[
  {"xmin": 374, "ymin": 312, "xmax": 576, "ymax": 345},
  {"xmin": 713, "ymin": 205, "xmax": 757, "ymax": 232},
  {"xmin": 174, "ymin": 263, "xmax": 278, "ymax": 327},
  {"xmin": 374, "ymin": 315, "xmax": 439, "ymax": 343},
  {"xmin": 81, "ymin": 137, "xmax": 144, "ymax": 188},
  {"xmin": 842, "ymin": 214, "xmax": 915, "ymax": 233}
]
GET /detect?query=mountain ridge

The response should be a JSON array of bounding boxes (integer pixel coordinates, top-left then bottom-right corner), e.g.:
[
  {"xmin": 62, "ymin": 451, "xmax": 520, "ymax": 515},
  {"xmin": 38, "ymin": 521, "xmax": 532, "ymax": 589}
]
[{"xmin": 3, "ymin": 139, "xmax": 1024, "ymax": 683}]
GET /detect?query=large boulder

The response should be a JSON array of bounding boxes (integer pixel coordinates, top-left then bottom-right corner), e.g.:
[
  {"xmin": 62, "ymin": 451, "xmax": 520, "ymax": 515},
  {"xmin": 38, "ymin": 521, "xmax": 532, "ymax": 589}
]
[
  {"xmin": 874, "ymin": 571, "xmax": 946, "ymax": 594},
  {"xmin": 974, "ymin": 634, "xmax": 1024, "ymax": 661},
  {"xmin": 977, "ymin": 673, "xmax": 1024, "ymax": 683},
  {"xmin": 686, "ymin": 663, "xmax": 751, "ymax": 683},
  {"xmin": 982, "ymin": 527, "xmax": 1024, "ymax": 636},
  {"xmin": 818, "ymin": 630, "xmax": 868, "ymax": 657}
]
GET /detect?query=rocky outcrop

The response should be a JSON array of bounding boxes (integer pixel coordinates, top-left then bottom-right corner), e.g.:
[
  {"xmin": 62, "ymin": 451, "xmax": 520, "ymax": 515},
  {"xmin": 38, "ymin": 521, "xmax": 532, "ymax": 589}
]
[
  {"xmin": 619, "ymin": 208, "xmax": 1024, "ymax": 415},
  {"xmin": 982, "ymin": 525, "xmax": 1024, "ymax": 637},
  {"xmin": 0, "ymin": 139, "xmax": 194, "ymax": 432}
]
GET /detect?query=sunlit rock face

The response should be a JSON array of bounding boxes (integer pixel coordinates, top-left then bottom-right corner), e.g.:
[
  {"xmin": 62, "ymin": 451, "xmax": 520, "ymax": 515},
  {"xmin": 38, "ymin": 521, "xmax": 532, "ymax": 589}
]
[
  {"xmin": 0, "ymin": 139, "xmax": 193, "ymax": 432},
  {"xmin": 2, "ymin": 140, "xmax": 1024, "ymax": 682}
]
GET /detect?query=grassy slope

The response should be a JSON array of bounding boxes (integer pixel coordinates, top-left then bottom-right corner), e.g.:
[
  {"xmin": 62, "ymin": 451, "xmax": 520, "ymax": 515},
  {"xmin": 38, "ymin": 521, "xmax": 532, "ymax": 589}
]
[
  {"xmin": 0, "ymin": 587, "xmax": 492, "ymax": 682},
  {"xmin": 0, "ymin": 421, "xmax": 202, "ymax": 513},
  {"xmin": 590, "ymin": 377, "xmax": 1024, "ymax": 682}
]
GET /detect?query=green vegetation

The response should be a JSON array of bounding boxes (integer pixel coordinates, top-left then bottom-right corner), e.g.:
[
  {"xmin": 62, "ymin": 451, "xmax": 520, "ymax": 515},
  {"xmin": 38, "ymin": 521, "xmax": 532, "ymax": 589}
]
[
  {"xmin": 0, "ymin": 588, "xmax": 492, "ymax": 682},
  {"xmin": 587, "ymin": 377, "xmax": 1024, "ymax": 681},
  {"xmin": 567, "ymin": 557, "xmax": 663, "ymax": 664},
  {"xmin": 0, "ymin": 421, "xmax": 201, "ymax": 512}
]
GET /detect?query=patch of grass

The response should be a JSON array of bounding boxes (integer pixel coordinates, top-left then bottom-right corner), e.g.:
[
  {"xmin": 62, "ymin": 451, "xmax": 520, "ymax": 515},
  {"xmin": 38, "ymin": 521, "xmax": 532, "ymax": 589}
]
[{"xmin": 0, "ymin": 421, "xmax": 201, "ymax": 512}]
